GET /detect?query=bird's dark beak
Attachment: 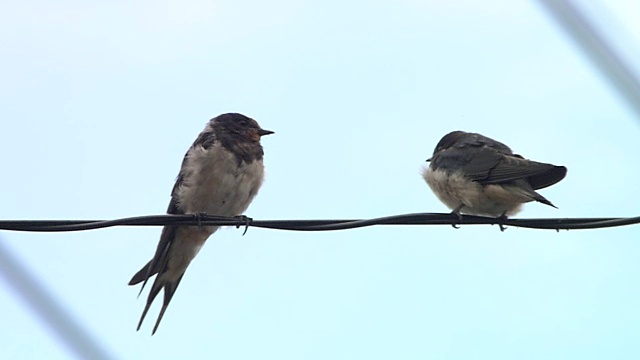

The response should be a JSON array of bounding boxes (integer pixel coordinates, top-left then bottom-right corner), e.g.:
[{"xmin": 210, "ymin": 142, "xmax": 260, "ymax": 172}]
[
  {"xmin": 426, "ymin": 157, "xmax": 432, "ymax": 162},
  {"xmin": 258, "ymin": 129, "xmax": 274, "ymax": 136}
]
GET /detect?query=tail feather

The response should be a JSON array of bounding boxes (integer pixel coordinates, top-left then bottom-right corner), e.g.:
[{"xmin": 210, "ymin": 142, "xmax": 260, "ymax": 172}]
[
  {"xmin": 136, "ymin": 274, "xmax": 164, "ymax": 331},
  {"xmin": 136, "ymin": 298, "xmax": 154, "ymax": 331},
  {"xmin": 511, "ymin": 179, "xmax": 559, "ymax": 209},
  {"xmin": 129, "ymin": 261, "xmax": 153, "ymax": 286},
  {"xmin": 129, "ymin": 230, "xmax": 177, "ymax": 334},
  {"xmin": 129, "ymin": 228, "xmax": 174, "ymax": 292},
  {"xmin": 532, "ymin": 192, "xmax": 557, "ymax": 209},
  {"xmin": 134, "ymin": 270, "xmax": 185, "ymax": 334},
  {"xmin": 129, "ymin": 261, "xmax": 154, "ymax": 298},
  {"xmin": 152, "ymin": 274, "xmax": 185, "ymax": 335},
  {"xmin": 129, "ymin": 225, "xmax": 203, "ymax": 334}
]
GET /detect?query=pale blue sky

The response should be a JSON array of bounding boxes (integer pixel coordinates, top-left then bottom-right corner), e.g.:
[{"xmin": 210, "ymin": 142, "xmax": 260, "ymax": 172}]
[{"xmin": 1, "ymin": 0, "xmax": 640, "ymax": 359}]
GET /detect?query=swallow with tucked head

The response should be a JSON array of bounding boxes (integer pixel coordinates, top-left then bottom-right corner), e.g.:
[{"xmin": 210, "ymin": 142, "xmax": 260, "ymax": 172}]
[
  {"xmin": 129, "ymin": 113, "xmax": 273, "ymax": 334},
  {"xmin": 422, "ymin": 131, "xmax": 566, "ymax": 222}
]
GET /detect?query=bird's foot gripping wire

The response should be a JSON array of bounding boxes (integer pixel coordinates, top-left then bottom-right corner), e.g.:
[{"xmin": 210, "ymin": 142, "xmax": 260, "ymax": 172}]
[
  {"xmin": 451, "ymin": 205, "xmax": 464, "ymax": 229},
  {"xmin": 234, "ymin": 215, "xmax": 253, "ymax": 236},
  {"xmin": 497, "ymin": 213, "xmax": 508, "ymax": 232},
  {"xmin": 193, "ymin": 212, "xmax": 209, "ymax": 228}
]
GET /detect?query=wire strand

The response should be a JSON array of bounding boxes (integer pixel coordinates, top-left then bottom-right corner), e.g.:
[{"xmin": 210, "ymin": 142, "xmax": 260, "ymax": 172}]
[{"xmin": 1, "ymin": 213, "xmax": 639, "ymax": 233}]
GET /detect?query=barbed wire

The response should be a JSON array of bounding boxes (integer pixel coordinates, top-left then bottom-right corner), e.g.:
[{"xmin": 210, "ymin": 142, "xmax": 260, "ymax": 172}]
[{"xmin": 1, "ymin": 213, "xmax": 639, "ymax": 233}]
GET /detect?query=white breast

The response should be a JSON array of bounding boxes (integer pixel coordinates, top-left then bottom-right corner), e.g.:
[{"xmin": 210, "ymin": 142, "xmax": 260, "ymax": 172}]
[
  {"xmin": 175, "ymin": 142, "xmax": 265, "ymax": 217},
  {"xmin": 422, "ymin": 167, "xmax": 523, "ymax": 217}
]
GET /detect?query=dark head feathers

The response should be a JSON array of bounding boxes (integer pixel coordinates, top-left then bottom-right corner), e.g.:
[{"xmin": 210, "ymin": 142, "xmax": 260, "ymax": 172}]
[
  {"xmin": 211, "ymin": 113, "xmax": 274, "ymax": 138},
  {"xmin": 205, "ymin": 113, "xmax": 274, "ymax": 165},
  {"xmin": 432, "ymin": 130, "xmax": 512, "ymax": 156}
]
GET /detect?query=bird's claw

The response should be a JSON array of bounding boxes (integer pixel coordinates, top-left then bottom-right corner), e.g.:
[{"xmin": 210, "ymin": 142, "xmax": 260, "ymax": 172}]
[
  {"xmin": 451, "ymin": 209, "xmax": 463, "ymax": 229},
  {"xmin": 497, "ymin": 213, "xmax": 508, "ymax": 232},
  {"xmin": 234, "ymin": 215, "xmax": 253, "ymax": 236}
]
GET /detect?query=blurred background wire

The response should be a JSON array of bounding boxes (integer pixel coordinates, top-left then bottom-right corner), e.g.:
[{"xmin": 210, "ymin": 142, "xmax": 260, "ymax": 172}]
[
  {"xmin": 0, "ymin": 238, "xmax": 114, "ymax": 360},
  {"xmin": 536, "ymin": 0, "xmax": 640, "ymax": 121}
]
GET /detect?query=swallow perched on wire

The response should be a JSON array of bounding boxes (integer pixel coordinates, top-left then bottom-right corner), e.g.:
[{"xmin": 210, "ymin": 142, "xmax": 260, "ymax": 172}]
[
  {"xmin": 129, "ymin": 113, "xmax": 273, "ymax": 334},
  {"xmin": 422, "ymin": 131, "xmax": 566, "ymax": 223}
]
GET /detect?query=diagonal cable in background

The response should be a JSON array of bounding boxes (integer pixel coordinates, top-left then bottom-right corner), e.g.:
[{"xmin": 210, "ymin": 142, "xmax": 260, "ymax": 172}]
[
  {"xmin": 0, "ymin": 238, "xmax": 114, "ymax": 360},
  {"xmin": 535, "ymin": 0, "xmax": 640, "ymax": 121}
]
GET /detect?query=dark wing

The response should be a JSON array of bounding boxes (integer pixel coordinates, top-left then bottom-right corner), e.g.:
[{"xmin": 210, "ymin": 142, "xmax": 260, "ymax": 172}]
[
  {"xmin": 128, "ymin": 177, "xmax": 182, "ymax": 334},
  {"xmin": 525, "ymin": 163, "xmax": 567, "ymax": 190},
  {"xmin": 128, "ymin": 166, "xmax": 185, "ymax": 286},
  {"xmin": 461, "ymin": 147, "xmax": 566, "ymax": 189},
  {"xmin": 129, "ymin": 127, "xmax": 218, "ymax": 286},
  {"xmin": 129, "ymin": 126, "xmax": 219, "ymax": 333}
]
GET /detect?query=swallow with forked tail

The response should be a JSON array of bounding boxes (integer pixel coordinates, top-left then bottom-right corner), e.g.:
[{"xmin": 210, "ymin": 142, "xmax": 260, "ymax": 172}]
[{"xmin": 129, "ymin": 113, "xmax": 273, "ymax": 334}]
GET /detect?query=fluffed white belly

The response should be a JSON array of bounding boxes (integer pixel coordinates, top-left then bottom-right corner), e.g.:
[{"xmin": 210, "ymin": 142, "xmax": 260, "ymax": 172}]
[
  {"xmin": 422, "ymin": 167, "xmax": 526, "ymax": 217},
  {"xmin": 170, "ymin": 141, "xmax": 265, "ymax": 246},
  {"xmin": 176, "ymin": 142, "xmax": 264, "ymax": 215},
  {"xmin": 157, "ymin": 142, "xmax": 266, "ymax": 282}
]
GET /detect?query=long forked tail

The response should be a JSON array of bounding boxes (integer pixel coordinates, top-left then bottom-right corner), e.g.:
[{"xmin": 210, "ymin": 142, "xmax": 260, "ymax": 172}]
[
  {"xmin": 129, "ymin": 262, "xmax": 184, "ymax": 335},
  {"xmin": 128, "ymin": 238, "xmax": 179, "ymax": 334},
  {"xmin": 134, "ymin": 271, "xmax": 185, "ymax": 335},
  {"xmin": 128, "ymin": 225, "xmax": 203, "ymax": 334}
]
